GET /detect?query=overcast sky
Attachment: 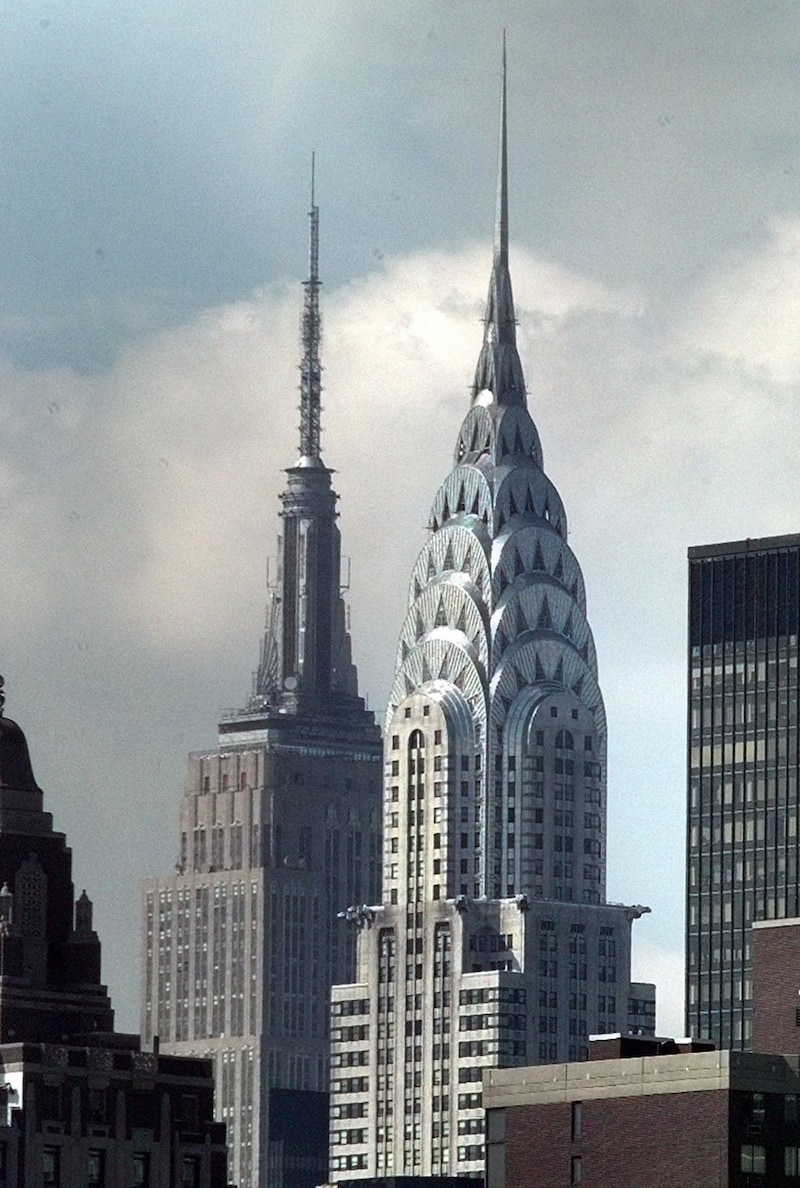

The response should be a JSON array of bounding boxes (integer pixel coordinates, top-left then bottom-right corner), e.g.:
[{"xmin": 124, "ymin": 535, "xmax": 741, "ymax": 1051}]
[{"xmin": 3, "ymin": 2, "xmax": 800, "ymax": 1035}]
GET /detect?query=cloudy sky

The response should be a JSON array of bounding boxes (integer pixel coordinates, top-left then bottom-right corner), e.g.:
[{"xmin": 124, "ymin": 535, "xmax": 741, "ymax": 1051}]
[{"xmin": 3, "ymin": 1, "xmax": 800, "ymax": 1035}]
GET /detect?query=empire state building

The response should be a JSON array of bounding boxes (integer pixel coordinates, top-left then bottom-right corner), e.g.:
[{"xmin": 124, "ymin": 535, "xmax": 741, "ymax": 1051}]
[
  {"xmin": 328, "ymin": 59, "xmax": 652, "ymax": 1181},
  {"xmin": 142, "ymin": 172, "xmax": 382, "ymax": 1188}
]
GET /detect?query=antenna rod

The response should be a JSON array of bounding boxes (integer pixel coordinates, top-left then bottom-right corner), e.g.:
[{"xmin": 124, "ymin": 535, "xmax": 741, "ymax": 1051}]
[{"xmin": 299, "ymin": 152, "xmax": 322, "ymax": 459}]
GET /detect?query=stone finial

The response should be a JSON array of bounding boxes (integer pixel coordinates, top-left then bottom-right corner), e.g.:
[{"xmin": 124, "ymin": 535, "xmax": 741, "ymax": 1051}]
[{"xmin": 75, "ymin": 890, "xmax": 93, "ymax": 934}]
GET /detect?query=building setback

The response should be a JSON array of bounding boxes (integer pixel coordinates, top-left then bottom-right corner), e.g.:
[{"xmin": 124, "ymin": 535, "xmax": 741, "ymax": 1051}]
[
  {"xmin": 328, "ymin": 58, "xmax": 651, "ymax": 1182},
  {"xmin": 686, "ymin": 532, "xmax": 800, "ymax": 1049},
  {"xmin": 141, "ymin": 179, "xmax": 382, "ymax": 1188},
  {"xmin": 0, "ymin": 686, "xmax": 229, "ymax": 1187}
]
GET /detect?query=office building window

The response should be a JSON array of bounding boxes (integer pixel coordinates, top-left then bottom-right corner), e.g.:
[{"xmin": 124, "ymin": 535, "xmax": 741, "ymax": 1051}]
[
  {"xmin": 133, "ymin": 1154, "xmax": 150, "ymax": 1188},
  {"xmin": 741, "ymin": 1145, "xmax": 766, "ymax": 1174},
  {"xmin": 88, "ymin": 1152, "xmax": 105, "ymax": 1188},
  {"xmin": 42, "ymin": 1150, "xmax": 59, "ymax": 1187},
  {"xmin": 181, "ymin": 1156, "xmax": 201, "ymax": 1188}
]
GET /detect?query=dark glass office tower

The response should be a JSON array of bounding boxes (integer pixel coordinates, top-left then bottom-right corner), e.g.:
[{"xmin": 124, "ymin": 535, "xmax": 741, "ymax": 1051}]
[{"xmin": 686, "ymin": 533, "xmax": 800, "ymax": 1050}]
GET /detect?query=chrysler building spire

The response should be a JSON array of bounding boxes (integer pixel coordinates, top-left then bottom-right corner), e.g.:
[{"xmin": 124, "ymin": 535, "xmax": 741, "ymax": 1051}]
[
  {"xmin": 494, "ymin": 34, "xmax": 509, "ymax": 268},
  {"xmin": 472, "ymin": 38, "xmax": 525, "ymax": 408}
]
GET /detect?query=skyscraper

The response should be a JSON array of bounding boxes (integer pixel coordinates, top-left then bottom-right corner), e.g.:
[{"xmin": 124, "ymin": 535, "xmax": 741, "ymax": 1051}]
[
  {"xmin": 328, "ymin": 60, "xmax": 650, "ymax": 1182},
  {"xmin": 687, "ymin": 532, "xmax": 800, "ymax": 1050},
  {"xmin": 141, "ymin": 175, "xmax": 382, "ymax": 1188}
]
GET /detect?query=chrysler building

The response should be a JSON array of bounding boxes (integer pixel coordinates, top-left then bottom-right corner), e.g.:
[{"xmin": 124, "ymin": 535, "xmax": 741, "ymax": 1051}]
[{"xmin": 329, "ymin": 58, "xmax": 652, "ymax": 1180}]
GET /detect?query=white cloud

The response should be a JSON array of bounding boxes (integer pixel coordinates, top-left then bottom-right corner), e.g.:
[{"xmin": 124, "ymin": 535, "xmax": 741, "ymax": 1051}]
[
  {"xmin": 677, "ymin": 215, "xmax": 800, "ymax": 387},
  {"xmin": 3, "ymin": 225, "xmax": 800, "ymax": 1026}
]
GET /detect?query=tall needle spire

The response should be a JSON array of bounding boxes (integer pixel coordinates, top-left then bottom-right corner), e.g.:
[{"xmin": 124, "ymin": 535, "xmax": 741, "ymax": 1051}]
[
  {"xmin": 472, "ymin": 37, "xmax": 526, "ymax": 408},
  {"xmin": 299, "ymin": 152, "xmax": 322, "ymax": 459},
  {"xmin": 495, "ymin": 31, "xmax": 509, "ymax": 268}
]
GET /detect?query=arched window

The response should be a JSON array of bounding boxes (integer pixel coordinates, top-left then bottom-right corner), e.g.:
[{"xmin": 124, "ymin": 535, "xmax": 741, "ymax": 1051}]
[
  {"xmin": 408, "ymin": 730, "xmax": 425, "ymax": 786},
  {"xmin": 556, "ymin": 729, "xmax": 574, "ymax": 750}
]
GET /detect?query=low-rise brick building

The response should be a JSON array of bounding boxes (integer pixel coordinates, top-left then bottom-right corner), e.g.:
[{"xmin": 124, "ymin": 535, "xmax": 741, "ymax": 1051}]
[
  {"xmin": 752, "ymin": 918, "xmax": 800, "ymax": 1056},
  {"xmin": 484, "ymin": 1036, "xmax": 800, "ymax": 1187}
]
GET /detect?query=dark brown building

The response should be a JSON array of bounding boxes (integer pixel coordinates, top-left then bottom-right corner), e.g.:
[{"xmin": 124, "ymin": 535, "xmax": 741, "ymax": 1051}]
[
  {"xmin": 753, "ymin": 918, "xmax": 800, "ymax": 1056},
  {"xmin": 0, "ymin": 1040, "xmax": 228, "ymax": 1187},
  {"xmin": 484, "ymin": 1037, "xmax": 800, "ymax": 1187},
  {"xmin": 0, "ymin": 685, "xmax": 230, "ymax": 1186}
]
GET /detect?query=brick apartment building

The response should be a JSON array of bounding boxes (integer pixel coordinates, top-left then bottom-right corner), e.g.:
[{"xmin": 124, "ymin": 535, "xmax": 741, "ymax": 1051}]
[
  {"xmin": 484, "ymin": 1035, "xmax": 800, "ymax": 1187},
  {"xmin": 753, "ymin": 918, "xmax": 800, "ymax": 1056}
]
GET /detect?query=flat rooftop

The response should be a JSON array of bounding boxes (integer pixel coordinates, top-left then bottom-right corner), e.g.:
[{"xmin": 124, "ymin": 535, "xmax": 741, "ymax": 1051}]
[
  {"xmin": 689, "ymin": 532, "xmax": 800, "ymax": 561},
  {"xmin": 484, "ymin": 1050, "xmax": 800, "ymax": 1108}
]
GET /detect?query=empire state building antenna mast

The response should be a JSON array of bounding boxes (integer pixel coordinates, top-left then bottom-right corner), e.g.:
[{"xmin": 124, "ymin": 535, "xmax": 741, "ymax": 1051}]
[{"xmin": 299, "ymin": 152, "xmax": 322, "ymax": 460}]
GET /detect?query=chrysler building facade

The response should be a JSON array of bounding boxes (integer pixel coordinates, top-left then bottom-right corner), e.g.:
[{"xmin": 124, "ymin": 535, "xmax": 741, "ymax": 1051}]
[
  {"xmin": 329, "ymin": 65, "xmax": 651, "ymax": 1181},
  {"xmin": 142, "ymin": 176, "xmax": 382, "ymax": 1188}
]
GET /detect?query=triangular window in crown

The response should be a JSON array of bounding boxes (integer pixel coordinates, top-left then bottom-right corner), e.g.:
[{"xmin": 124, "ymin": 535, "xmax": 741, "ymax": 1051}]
[
  {"xmin": 539, "ymin": 596, "xmax": 553, "ymax": 630},
  {"xmin": 427, "ymin": 552, "xmax": 437, "ymax": 580},
  {"xmin": 413, "ymin": 575, "xmax": 422, "ymax": 599},
  {"xmin": 533, "ymin": 539, "xmax": 545, "ymax": 571},
  {"xmin": 554, "ymin": 554, "xmax": 564, "ymax": 582},
  {"xmin": 435, "ymin": 596, "xmax": 448, "ymax": 628},
  {"xmin": 554, "ymin": 656, "xmax": 565, "ymax": 684},
  {"xmin": 514, "ymin": 425, "xmax": 525, "ymax": 456},
  {"xmin": 564, "ymin": 610, "xmax": 574, "ymax": 639},
  {"xmin": 572, "ymin": 675, "xmax": 584, "ymax": 698},
  {"xmin": 443, "ymin": 540, "xmax": 455, "ymax": 572},
  {"xmin": 535, "ymin": 654, "xmax": 547, "ymax": 682},
  {"xmin": 421, "ymin": 655, "xmax": 433, "ymax": 684},
  {"xmin": 471, "ymin": 492, "xmax": 480, "ymax": 516},
  {"xmin": 524, "ymin": 484, "xmax": 535, "ymax": 514},
  {"xmin": 415, "ymin": 608, "xmax": 426, "ymax": 640},
  {"xmin": 470, "ymin": 421, "xmax": 480, "ymax": 453},
  {"xmin": 456, "ymin": 604, "xmax": 468, "ymax": 635},
  {"xmin": 514, "ymin": 549, "xmax": 525, "ymax": 579}
]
